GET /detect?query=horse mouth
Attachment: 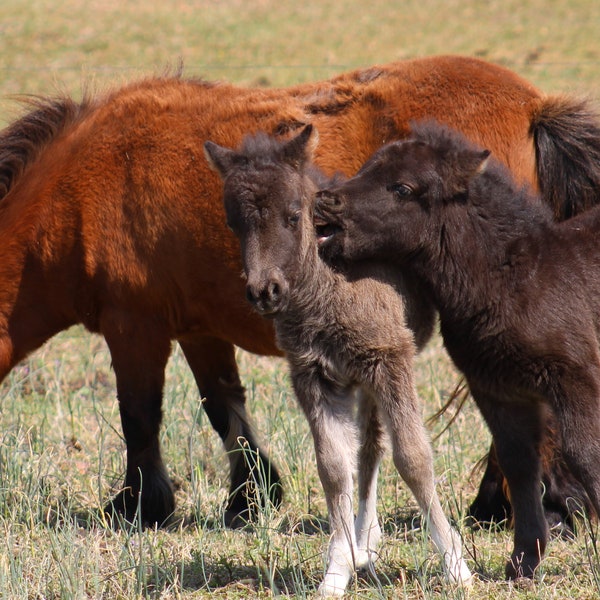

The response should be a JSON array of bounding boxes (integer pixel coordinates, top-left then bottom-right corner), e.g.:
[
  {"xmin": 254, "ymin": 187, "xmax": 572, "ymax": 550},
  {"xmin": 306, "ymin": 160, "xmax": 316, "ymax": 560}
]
[{"xmin": 314, "ymin": 215, "xmax": 343, "ymax": 246}]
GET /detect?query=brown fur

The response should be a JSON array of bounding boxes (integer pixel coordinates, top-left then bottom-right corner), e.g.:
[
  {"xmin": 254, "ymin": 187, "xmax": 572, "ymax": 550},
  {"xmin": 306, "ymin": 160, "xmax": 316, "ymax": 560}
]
[
  {"xmin": 315, "ymin": 120, "xmax": 600, "ymax": 579},
  {"xmin": 1, "ymin": 55, "xmax": 600, "ymax": 526}
]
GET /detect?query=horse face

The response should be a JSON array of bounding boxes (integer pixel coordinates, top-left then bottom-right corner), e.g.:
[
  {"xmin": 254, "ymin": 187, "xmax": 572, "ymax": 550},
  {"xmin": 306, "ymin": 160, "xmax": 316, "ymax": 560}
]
[
  {"xmin": 223, "ymin": 165, "xmax": 305, "ymax": 316},
  {"xmin": 315, "ymin": 140, "xmax": 439, "ymax": 265},
  {"xmin": 205, "ymin": 126, "xmax": 315, "ymax": 317},
  {"xmin": 315, "ymin": 130, "xmax": 490, "ymax": 267}
]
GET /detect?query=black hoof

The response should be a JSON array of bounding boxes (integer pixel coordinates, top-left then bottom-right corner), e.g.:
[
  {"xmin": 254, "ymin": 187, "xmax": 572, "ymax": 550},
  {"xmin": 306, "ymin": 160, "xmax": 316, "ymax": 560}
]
[
  {"xmin": 505, "ymin": 554, "xmax": 538, "ymax": 580},
  {"xmin": 104, "ymin": 478, "xmax": 175, "ymax": 528},
  {"xmin": 224, "ymin": 462, "xmax": 283, "ymax": 528}
]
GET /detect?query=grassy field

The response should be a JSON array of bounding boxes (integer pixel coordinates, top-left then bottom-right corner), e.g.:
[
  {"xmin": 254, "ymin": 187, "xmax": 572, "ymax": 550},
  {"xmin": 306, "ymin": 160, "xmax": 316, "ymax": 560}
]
[{"xmin": 1, "ymin": 1, "xmax": 600, "ymax": 598}]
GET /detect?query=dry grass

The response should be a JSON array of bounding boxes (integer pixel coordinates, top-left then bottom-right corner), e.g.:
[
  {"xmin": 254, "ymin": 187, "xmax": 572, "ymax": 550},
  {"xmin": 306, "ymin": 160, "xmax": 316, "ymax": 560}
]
[{"xmin": 1, "ymin": 1, "xmax": 600, "ymax": 598}]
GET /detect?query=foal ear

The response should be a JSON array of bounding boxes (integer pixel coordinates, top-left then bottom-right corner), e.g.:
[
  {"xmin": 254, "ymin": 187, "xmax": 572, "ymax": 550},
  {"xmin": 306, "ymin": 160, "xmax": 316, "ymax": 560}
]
[
  {"xmin": 282, "ymin": 124, "xmax": 319, "ymax": 168},
  {"xmin": 204, "ymin": 141, "xmax": 242, "ymax": 179},
  {"xmin": 470, "ymin": 149, "xmax": 491, "ymax": 176}
]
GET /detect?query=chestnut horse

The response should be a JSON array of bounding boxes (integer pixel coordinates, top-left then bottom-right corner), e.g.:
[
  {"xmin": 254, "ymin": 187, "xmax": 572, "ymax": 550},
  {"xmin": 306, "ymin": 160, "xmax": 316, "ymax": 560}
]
[
  {"xmin": 1, "ymin": 55, "xmax": 600, "ymax": 526},
  {"xmin": 313, "ymin": 120, "xmax": 600, "ymax": 578}
]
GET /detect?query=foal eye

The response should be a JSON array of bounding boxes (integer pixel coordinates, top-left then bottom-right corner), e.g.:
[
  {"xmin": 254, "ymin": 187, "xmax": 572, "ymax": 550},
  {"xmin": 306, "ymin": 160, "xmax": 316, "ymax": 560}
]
[
  {"xmin": 388, "ymin": 183, "xmax": 413, "ymax": 199},
  {"xmin": 287, "ymin": 211, "xmax": 301, "ymax": 228}
]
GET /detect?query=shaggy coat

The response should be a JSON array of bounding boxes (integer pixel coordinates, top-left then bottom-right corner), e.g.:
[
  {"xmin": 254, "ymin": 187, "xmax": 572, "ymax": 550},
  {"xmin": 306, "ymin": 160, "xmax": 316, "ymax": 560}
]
[
  {"xmin": 204, "ymin": 126, "xmax": 470, "ymax": 596},
  {"xmin": 315, "ymin": 121, "xmax": 600, "ymax": 578},
  {"xmin": 1, "ymin": 55, "xmax": 600, "ymax": 526}
]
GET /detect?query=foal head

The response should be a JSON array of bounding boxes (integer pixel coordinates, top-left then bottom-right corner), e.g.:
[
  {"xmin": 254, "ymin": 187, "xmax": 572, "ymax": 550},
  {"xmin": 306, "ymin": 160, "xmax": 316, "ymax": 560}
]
[
  {"xmin": 205, "ymin": 125, "xmax": 319, "ymax": 316},
  {"xmin": 315, "ymin": 121, "xmax": 491, "ymax": 266}
]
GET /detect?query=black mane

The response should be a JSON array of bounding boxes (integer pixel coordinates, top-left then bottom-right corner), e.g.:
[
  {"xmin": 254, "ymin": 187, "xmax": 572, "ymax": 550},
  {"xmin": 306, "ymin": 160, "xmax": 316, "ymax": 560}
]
[{"xmin": 0, "ymin": 96, "xmax": 89, "ymax": 200}]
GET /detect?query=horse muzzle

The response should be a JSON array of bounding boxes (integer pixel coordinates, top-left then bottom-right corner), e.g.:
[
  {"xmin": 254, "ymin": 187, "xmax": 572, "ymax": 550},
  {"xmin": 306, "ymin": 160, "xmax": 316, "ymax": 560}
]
[
  {"xmin": 314, "ymin": 190, "xmax": 345, "ymax": 247},
  {"xmin": 245, "ymin": 270, "xmax": 290, "ymax": 317}
]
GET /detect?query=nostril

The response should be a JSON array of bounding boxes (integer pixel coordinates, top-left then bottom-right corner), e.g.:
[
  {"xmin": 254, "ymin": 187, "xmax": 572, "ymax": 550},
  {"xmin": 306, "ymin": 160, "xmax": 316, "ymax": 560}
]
[
  {"xmin": 317, "ymin": 190, "xmax": 342, "ymax": 209},
  {"xmin": 270, "ymin": 282, "xmax": 281, "ymax": 300},
  {"xmin": 246, "ymin": 286, "xmax": 257, "ymax": 304}
]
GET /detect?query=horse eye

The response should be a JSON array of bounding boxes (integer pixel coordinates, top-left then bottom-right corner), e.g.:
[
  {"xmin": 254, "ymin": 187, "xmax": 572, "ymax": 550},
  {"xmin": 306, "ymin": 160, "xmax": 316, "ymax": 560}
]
[
  {"xmin": 388, "ymin": 183, "xmax": 413, "ymax": 199},
  {"xmin": 288, "ymin": 211, "xmax": 301, "ymax": 228}
]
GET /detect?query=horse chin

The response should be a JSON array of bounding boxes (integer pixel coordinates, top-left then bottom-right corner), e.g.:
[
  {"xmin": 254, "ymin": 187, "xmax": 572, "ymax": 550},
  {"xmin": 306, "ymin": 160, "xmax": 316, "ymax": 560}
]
[
  {"xmin": 253, "ymin": 302, "xmax": 288, "ymax": 319},
  {"xmin": 317, "ymin": 234, "xmax": 350, "ymax": 271}
]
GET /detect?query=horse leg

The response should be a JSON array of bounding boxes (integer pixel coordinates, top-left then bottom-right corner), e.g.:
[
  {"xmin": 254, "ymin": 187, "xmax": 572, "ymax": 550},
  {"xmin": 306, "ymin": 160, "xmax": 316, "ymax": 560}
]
[
  {"xmin": 291, "ymin": 366, "xmax": 359, "ymax": 597},
  {"xmin": 468, "ymin": 441, "xmax": 513, "ymax": 527},
  {"xmin": 354, "ymin": 393, "xmax": 384, "ymax": 569},
  {"xmin": 473, "ymin": 391, "xmax": 548, "ymax": 579},
  {"xmin": 375, "ymin": 353, "xmax": 471, "ymax": 583},
  {"xmin": 102, "ymin": 313, "xmax": 174, "ymax": 526},
  {"xmin": 179, "ymin": 337, "xmax": 281, "ymax": 527},
  {"xmin": 550, "ymin": 375, "xmax": 600, "ymax": 521}
]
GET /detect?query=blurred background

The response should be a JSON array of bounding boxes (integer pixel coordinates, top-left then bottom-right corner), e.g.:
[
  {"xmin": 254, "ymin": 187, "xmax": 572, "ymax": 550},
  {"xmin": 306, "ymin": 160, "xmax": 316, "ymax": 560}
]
[{"xmin": 1, "ymin": 0, "xmax": 599, "ymax": 128}]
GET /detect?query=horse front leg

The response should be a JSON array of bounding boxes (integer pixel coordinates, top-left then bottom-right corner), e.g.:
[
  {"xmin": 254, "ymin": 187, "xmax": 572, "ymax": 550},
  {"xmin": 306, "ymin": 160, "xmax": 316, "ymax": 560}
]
[
  {"xmin": 102, "ymin": 313, "xmax": 174, "ymax": 526},
  {"xmin": 354, "ymin": 393, "xmax": 384, "ymax": 569},
  {"xmin": 292, "ymin": 367, "xmax": 359, "ymax": 597},
  {"xmin": 180, "ymin": 336, "xmax": 282, "ymax": 527},
  {"xmin": 473, "ymin": 389, "xmax": 548, "ymax": 579}
]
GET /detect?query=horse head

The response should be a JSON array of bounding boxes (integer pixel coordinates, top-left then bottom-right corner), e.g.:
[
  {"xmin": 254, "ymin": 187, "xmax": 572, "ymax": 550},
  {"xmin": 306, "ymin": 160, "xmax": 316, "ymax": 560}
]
[{"xmin": 205, "ymin": 125, "xmax": 318, "ymax": 317}]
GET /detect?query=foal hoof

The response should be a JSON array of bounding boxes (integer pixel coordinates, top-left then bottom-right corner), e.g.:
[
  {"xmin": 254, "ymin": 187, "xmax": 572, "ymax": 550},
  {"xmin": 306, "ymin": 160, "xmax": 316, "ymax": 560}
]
[{"xmin": 505, "ymin": 555, "xmax": 538, "ymax": 581}]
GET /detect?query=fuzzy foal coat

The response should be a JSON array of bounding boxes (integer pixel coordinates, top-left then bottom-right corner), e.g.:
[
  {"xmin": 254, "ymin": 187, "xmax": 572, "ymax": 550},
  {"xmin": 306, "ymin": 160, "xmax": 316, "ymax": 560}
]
[{"xmin": 314, "ymin": 121, "xmax": 600, "ymax": 579}]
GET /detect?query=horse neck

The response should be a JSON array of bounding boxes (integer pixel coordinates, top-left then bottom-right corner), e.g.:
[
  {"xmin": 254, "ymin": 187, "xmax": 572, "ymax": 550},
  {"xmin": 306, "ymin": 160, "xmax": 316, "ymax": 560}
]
[
  {"xmin": 277, "ymin": 202, "xmax": 339, "ymax": 327},
  {"xmin": 415, "ymin": 178, "xmax": 550, "ymax": 326}
]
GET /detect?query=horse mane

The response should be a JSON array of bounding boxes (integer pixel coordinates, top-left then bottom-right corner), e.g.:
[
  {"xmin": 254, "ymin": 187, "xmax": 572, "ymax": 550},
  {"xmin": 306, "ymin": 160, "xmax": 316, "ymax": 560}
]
[
  {"xmin": 0, "ymin": 95, "xmax": 91, "ymax": 199},
  {"xmin": 410, "ymin": 120, "xmax": 552, "ymax": 223}
]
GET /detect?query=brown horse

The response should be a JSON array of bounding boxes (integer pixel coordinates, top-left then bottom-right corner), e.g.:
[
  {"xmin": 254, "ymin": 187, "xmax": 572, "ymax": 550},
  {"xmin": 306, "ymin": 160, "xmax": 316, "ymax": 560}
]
[
  {"xmin": 314, "ymin": 120, "xmax": 600, "ymax": 579},
  {"xmin": 1, "ymin": 55, "xmax": 600, "ymax": 527}
]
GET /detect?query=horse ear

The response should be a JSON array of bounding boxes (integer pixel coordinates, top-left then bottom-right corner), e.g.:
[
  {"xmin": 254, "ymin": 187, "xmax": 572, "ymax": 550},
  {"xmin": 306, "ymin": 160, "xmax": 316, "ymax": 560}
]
[
  {"xmin": 204, "ymin": 141, "xmax": 240, "ymax": 179},
  {"xmin": 447, "ymin": 149, "xmax": 492, "ymax": 201},
  {"xmin": 282, "ymin": 124, "xmax": 319, "ymax": 168},
  {"xmin": 473, "ymin": 149, "xmax": 491, "ymax": 175}
]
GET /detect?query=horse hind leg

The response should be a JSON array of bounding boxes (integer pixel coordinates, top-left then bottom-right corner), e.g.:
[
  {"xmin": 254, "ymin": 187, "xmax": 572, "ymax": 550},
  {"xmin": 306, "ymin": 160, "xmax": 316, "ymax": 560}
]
[
  {"xmin": 551, "ymin": 375, "xmax": 600, "ymax": 524},
  {"xmin": 474, "ymin": 391, "xmax": 548, "ymax": 579},
  {"xmin": 376, "ymin": 356, "xmax": 471, "ymax": 584},
  {"xmin": 179, "ymin": 337, "xmax": 282, "ymax": 527},
  {"xmin": 354, "ymin": 393, "xmax": 385, "ymax": 569},
  {"xmin": 101, "ymin": 313, "xmax": 174, "ymax": 526}
]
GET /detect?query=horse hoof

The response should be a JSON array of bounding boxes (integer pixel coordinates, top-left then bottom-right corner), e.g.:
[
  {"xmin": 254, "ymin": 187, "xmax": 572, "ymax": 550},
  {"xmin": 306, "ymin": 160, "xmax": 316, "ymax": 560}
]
[
  {"xmin": 103, "ymin": 487, "xmax": 174, "ymax": 528},
  {"xmin": 223, "ymin": 478, "xmax": 283, "ymax": 528},
  {"xmin": 505, "ymin": 556, "xmax": 538, "ymax": 581}
]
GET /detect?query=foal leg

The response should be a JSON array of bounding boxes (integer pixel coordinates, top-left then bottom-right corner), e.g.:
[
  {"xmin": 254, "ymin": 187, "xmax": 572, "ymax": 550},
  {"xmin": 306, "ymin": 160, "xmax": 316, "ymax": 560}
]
[
  {"xmin": 375, "ymin": 356, "xmax": 471, "ymax": 583},
  {"xmin": 473, "ymin": 391, "xmax": 548, "ymax": 578},
  {"xmin": 354, "ymin": 394, "xmax": 385, "ymax": 568},
  {"xmin": 180, "ymin": 336, "xmax": 281, "ymax": 527},
  {"xmin": 291, "ymin": 367, "xmax": 359, "ymax": 597},
  {"xmin": 550, "ymin": 375, "xmax": 600, "ymax": 521},
  {"xmin": 102, "ymin": 313, "xmax": 174, "ymax": 526}
]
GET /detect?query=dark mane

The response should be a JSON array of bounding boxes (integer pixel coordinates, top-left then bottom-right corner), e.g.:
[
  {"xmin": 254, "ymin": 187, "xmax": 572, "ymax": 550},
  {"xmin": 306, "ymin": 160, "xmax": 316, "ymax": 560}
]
[
  {"xmin": 0, "ymin": 96, "xmax": 90, "ymax": 199},
  {"xmin": 239, "ymin": 131, "xmax": 291, "ymax": 162},
  {"xmin": 411, "ymin": 119, "xmax": 553, "ymax": 231}
]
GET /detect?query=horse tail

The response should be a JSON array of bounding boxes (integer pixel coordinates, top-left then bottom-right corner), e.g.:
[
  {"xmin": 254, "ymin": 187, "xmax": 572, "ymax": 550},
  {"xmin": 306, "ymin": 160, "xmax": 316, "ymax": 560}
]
[
  {"xmin": 0, "ymin": 96, "xmax": 86, "ymax": 200},
  {"xmin": 531, "ymin": 96, "xmax": 600, "ymax": 220}
]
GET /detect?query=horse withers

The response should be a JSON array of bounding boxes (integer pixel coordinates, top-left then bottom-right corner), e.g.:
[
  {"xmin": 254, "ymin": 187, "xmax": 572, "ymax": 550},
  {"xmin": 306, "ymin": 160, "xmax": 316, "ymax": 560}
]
[
  {"xmin": 204, "ymin": 125, "xmax": 470, "ymax": 596},
  {"xmin": 314, "ymin": 120, "xmax": 600, "ymax": 578}
]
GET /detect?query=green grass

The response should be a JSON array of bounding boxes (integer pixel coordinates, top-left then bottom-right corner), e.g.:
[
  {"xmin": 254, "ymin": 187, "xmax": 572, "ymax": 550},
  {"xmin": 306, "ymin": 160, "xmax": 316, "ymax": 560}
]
[{"xmin": 1, "ymin": 0, "xmax": 600, "ymax": 597}]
